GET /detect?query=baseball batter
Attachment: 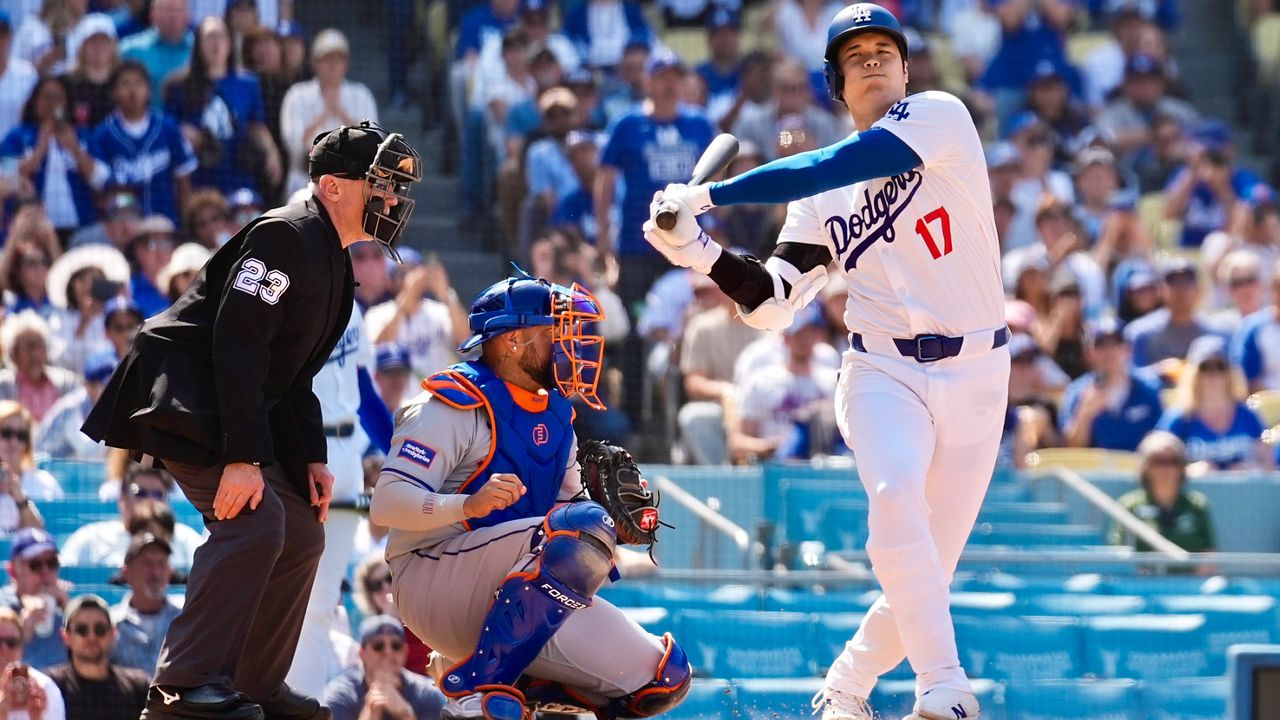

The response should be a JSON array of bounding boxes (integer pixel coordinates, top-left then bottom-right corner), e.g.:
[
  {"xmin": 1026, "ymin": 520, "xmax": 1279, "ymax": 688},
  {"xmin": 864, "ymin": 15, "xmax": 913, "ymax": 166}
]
[
  {"xmin": 645, "ymin": 5, "xmax": 1008, "ymax": 719},
  {"xmin": 368, "ymin": 275, "xmax": 690, "ymax": 720}
]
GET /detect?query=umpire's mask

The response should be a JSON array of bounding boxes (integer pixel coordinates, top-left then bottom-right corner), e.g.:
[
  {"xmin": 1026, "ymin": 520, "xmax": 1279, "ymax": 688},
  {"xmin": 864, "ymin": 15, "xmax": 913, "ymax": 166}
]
[{"xmin": 309, "ymin": 120, "xmax": 423, "ymax": 261}]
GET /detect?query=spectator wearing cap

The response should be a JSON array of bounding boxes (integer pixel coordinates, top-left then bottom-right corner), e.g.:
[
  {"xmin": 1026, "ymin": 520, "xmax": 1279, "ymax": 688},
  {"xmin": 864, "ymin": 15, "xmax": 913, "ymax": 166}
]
[
  {"xmin": 517, "ymin": 88, "xmax": 583, "ymax": 246},
  {"xmin": 109, "ymin": 533, "xmax": 179, "ymax": 674},
  {"xmin": 1108, "ymin": 431, "xmax": 1216, "ymax": 569},
  {"xmin": 227, "ymin": 185, "xmax": 264, "ymax": 226},
  {"xmin": 1038, "ymin": 273, "xmax": 1089, "ymax": 379},
  {"xmin": 1126, "ymin": 259, "xmax": 1222, "ymax": 372},
  {"xmin": 322, "ymin": 616, "xmax": 444, "ymax": 720},
  {"xmin": 1080, "ymin": 5, "xmax": 1174, "ymax": 109},
  {"xmin": 1021, "ymin": 60, "xmax": 1088, "ymax": 157},
  {"xmin": 1072, "ymin": 146, "xmax": 1129, "ymax": 247},
  {"xmin": 1230, "ymin": 264, "xmax": 1280, "ymax": 393},
  {"xmin": 695, "ymin": 7, "xmax": 743, "ymax": 122},
  {"xmin": 101, "ymin": 297, "xmax": 142, "ymax": 361},
  {"xmin": 279, "ymin": 28, "xmax": 378, "ymax": 195},
  {"xmin": 68, "ymin": 187, "xmax": 140, "ymax": 249},
  {"xmin": 164, "ymin": 15, "xmax": 284, "ymax": 195},
  {"xmin": 64, "ymin": 12, "xmax": 119, "ymax": 130},
  {"xmin": 1164, "ymin": 119, "xmax": 1267, "ymax": 249},
  {"xmin": 597, "ymin": 48, "xmax": 714, "ymax": 306},
  {"xmin": 551, "ymin": 130, "xmax": 613, "ymax": 246},
  {"xmin": 46, "ymin": 594, "xmax": 149, "ymax": 720},
  {"xmin": 124, "ymin": 214, "xmax": 176, "ymax": 317},
  {"xmin": 1113, "ymin": 261, "xmax": 1162, "ymax": 324},
  {"xmin": 89, "ymin": 60, "xmax": 198, "ymax": 224},
  {"xmin": 119, "ymin": 0, "xmax": 194, "ymax": 108},
  {"xmin": 1, "ymin": 529, "xmax": 67, "ymax": 671},
  {"xmin": 60, "ymin": 464, "xmax": 204, "ymax": 569},
  {"xmin": 1157, "ymin": 335, "xmax": 1272, "ymax": 472},
  {"xmin": 562, "ymin": 0, "xmax": 652, "ymax": 71},
  {"xmin": 0, "ymin": 605, "xmax": 66, "ymax": 720},
  {"xmin": 0, "ymin": 75, "xmax": 104, "ymax": 238},
  {"xmin": 974, "ymin": 0, "xmax": 1076, "ymax": 123},
  {"xmin": 1210, "ymin": 250, "xmax": 1267, "ymax": 334},
  {"xmin": 1095, "ymin": 53, "xmax": 1197, "ymax": 158},
  {"xmin": 364, "ymin": 256, "xmax": 468, "ymax": 381},
  {"xmin": 156, "ymin": 242, "xmax": 212, "ymax": 303},
  {"xmin": 0, "ymin": 11, "xmax": 38, "ymax": 143},
  {"xmin": 1001, "ymin": 112, "xmax": 1074, "ymax": 250},
  {"xmin": 372, "ymin": 344, "xmax": 412, "ymax": 413},
  {"xmin": 35, "ymin": 350, "xmax": 117, "ymax": 461},
  {"xmin": 731, "ymin": 57, "xmax": 844, "ymax": 163},
  {"xmin": 0, "ymin": 312, "xmax": 79, "ymax": 424},
  {"xmin": 10, "ymin": 1, "xmax": 101, "ymax": 78},
  {"xmin": 1060, "ymin": 318, "xmax": 1163, "ymax": 451},
  {"xmin": 44, "ymin": 244, "xmax": 128, "ymax": 374}
]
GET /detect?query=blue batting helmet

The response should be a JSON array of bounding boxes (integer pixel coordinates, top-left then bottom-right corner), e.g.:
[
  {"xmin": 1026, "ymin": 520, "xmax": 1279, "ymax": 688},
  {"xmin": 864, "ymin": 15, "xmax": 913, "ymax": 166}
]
[
  {"xmin": 459, "ymin": 276, "xmax": 558, "ymax": 353},
  {"xmin": 822, "ymin": 3, "xmax": 908, "ymax": 103}
]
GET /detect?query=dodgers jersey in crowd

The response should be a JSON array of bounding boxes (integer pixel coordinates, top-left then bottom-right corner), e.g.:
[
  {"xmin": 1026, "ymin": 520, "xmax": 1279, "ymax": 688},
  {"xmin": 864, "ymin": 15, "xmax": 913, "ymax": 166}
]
[
  {"xmin": 313, "ymin": 306, "xmax": 373, "ymax": 500},
  {"xmin": 778, "ymin": 91, "xmax": 1004, "ymax": 337}
]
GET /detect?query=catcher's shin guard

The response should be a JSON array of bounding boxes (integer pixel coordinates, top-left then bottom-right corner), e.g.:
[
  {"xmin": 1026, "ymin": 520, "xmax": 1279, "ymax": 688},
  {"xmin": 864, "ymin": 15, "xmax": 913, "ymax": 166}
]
[
  {"xmin": 478, "ymin": 686, "xmax": 530, "ymax": 720},
  {"xmin": 442, "ymin": 503, "xmax": 616, "ymax": 696},
  {"xmin": 604, "ymin": 633, "xmax": 692, "ymax": 718}
]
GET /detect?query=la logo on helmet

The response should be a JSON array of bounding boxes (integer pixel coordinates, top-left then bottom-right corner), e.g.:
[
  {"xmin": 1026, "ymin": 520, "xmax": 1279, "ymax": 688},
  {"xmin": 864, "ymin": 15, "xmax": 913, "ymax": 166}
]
[{"xmin": 852, "ymin": 6, "xmax": 872, "ymax": 23}]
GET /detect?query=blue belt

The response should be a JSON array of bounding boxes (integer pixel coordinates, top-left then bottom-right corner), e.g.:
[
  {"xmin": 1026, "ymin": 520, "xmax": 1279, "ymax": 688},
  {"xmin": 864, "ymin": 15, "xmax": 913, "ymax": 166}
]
[{"xmin": 850, "ymin": 326, "xmax": 1010, "ymax": 363}]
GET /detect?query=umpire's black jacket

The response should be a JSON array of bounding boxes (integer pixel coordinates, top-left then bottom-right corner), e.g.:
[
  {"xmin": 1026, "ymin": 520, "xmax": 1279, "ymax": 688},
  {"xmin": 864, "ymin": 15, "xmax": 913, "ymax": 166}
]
[{"xmin": 83, "ymin": 196, "xmax": 355, "ymax": 498}]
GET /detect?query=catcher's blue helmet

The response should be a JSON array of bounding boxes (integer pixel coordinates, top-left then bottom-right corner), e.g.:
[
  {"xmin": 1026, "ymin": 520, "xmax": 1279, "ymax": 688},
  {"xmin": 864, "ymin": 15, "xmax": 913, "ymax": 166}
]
[
  {"xmin": 822, "ymin": 3, "xmax": 908, "ymax": 103},
  {"xmin": 459, "ymin": 273, "xmax": 608, "ymax": 409}
]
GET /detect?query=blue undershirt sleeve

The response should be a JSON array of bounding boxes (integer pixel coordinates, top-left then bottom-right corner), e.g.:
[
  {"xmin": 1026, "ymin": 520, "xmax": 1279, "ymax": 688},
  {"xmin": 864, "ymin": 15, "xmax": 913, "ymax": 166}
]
[{"xmin": 708, "ymin": 127, "xmax": 923, "ymax": 207}]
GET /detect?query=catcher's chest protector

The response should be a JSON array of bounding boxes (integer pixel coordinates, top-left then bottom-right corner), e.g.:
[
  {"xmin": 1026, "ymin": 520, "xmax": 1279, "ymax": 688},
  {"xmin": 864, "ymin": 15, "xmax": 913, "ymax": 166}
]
[{"xmin": 425, "ymin": 361, "xmax": 574, "ymax": 529}]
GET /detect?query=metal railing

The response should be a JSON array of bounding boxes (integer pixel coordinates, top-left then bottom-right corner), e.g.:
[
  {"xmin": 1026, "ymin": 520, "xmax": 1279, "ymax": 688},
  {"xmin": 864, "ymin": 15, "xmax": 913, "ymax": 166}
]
[{"xmin": 652, "ymin": 474, "xmax": 764, "ymax": 570}]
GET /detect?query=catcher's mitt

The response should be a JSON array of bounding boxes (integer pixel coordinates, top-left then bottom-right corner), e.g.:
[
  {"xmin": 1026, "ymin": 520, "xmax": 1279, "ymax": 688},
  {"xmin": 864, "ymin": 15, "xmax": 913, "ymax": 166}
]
[{"xmin": 577, "ymin": 439, "xmax": 662, "ymax": 547}]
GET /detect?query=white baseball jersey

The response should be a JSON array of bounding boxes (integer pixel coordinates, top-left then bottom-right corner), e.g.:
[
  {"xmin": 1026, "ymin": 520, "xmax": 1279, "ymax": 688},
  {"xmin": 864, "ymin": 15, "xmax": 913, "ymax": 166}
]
[
  {"xmin": 777, "ymin": 91, "xmax": 1004, "ymax": 338},
  {"xmin": 313, "ymin": 305, "xmax": 373, "ymax": 501}
]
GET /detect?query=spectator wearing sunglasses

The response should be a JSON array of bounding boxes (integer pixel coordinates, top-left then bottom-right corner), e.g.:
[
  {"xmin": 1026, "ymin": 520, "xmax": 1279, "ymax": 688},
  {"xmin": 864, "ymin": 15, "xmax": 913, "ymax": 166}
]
[
  {"xmin": 322, "ymin": 615, "xmax": 444, "ymax": 720},
  {"xmin": 1231, "ymin": 263, "xmax": 1280, "ymax": 394},
  {"xmin": 0, "ymin": 401, "xmax": 61, "ymax": 533},
  {"xmin": 0, "ymin": 606, "xmax": 65, "ymax": 720},
  {"xmin": 0, "ymin": 314, "xmax": 80, "ymax": 425},
  {"xmin": 1, "ymin": 530, "xmax": 68, "ymax": 671},
  {"xmin": 109, "ymin": 533, "xmax": 179, "ymax": 675},
  {"xmin": 59, "ymin": 466, "xmax": 204, "ymax": 569},
  {"xmin": 47, "ymin": 594, "xmax": 149, "ymax": 720},
  {"xmin": 1157, "ymin": 335, "xmax": 1273, "ymax": 473}
]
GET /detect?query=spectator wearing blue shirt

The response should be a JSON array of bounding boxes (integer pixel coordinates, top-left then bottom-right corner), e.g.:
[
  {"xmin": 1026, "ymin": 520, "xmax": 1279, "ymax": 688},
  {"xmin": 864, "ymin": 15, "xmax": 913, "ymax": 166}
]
[
  {"xmin": 1125, "ymin": 258, "xmax": 1220, "ymax": 374},
  {"xmin": 1158, "ymin": 335, "xmax": 1273, "ymax": 472},
  {"xmin": 521, "ymin": 88, "xmax": 582, "ymax": 248},
  {"xmin": 0, "ymin": 529, "xmax": 68, "ymax": 671},
  {"xmin": 1061, "ymin": 318, "xmax": 1163, "ymax": 451},
  {"xmin": 1164, "ymin": 119, "xmax": 1267, "ymax": 248},
  {"xmin": 978, "ymin": 0, "xmax": 1078, "ymax": 124},
  {"xmin": 551, "ymin": 130, "xmax": 614, "ymax": 246},
  {"xmin": 109, "ymin": 532, "xmax": 180, "ymax": 674},
  {"xmin": 596, "ymin": 49, "xmax": 715, "ymax": 307},
  {"xmin": 695, "ymin": 7, "xmax": 744, "ymax": 123},
  {"xmin": 0, "ymin": 76, "xmax": 104, "ymax": 238},
  {"xmin": 322, "ymin": 616, "xmax": 444, "ymax": 720},
  {"xmin": 119, "ymin": 0, "xmax": 194, "ymax": 110},
  {"xmin": 448, "ymin": 0, "xmax": 519, "ymax": 141},
  {"xmin": 1230, "ymin": 266, "xmax": 1280, "ymax": 393},
  {"xmin": 123, "ymin": 215, "xmax": 176, "ymax": 318},
  {"xmin": 562, "ymin": 0, "xmax": 653, "ymax": 71},
  {"xmin": 90, "ymin": 60, "xmax": 197, "ymax": 224},
  {"xmin": 162, "ymin": 16, "xmax": 282, "ymax": 194}
]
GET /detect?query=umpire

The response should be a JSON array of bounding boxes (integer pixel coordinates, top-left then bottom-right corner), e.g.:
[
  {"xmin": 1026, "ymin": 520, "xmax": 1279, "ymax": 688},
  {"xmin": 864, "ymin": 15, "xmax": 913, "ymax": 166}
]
[{"xmin": 82, "ymin": 120, "xmax": 421, "ymax": 720}]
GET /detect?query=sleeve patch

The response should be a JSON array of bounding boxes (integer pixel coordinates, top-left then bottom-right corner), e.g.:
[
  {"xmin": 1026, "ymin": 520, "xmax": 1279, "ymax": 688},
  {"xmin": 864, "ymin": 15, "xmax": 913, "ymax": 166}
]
[
  {"xmin": 232, "ymin": 258, "xmax": 291, "ymax": 304},
  {"xmin": 398, "ymin": 439, "xmax": 438, "ymax": 469}
]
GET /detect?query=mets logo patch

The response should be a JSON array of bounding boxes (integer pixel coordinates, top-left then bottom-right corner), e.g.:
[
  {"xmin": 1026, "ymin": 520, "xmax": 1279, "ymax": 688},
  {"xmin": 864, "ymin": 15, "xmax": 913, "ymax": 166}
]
[
  {"xmin": 532, "ymin": 423, "xmax": 549, "ymax": 446},
  {"xmin": 398, "ymin": 439, "xmax": 437, "ymax": 469}
]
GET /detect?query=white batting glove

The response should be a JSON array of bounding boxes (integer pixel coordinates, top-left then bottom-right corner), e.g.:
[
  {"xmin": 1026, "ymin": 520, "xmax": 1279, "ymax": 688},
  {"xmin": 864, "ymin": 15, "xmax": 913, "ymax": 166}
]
[
  {"xmin": 643, "ymin": 194, "xmax": 723, "ymax": 274},
  {"xmin": 660, "ymin": 183, "xmax": 715, "ymax": 215}
]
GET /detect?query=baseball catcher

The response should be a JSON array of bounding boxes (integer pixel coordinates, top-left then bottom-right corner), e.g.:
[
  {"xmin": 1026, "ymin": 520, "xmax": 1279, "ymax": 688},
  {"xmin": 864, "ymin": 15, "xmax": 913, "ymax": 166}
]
[{"xmin": 368, "ymin": 273, "xmax": 688, "ymax": 720}]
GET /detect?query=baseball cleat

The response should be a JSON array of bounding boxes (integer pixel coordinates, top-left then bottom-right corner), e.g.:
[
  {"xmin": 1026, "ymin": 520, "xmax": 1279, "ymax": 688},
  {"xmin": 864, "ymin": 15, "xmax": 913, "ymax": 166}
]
[
  {"xmin": 140, "ymin": 684, "xmax": 264, "ymax": 720},
  {"xmin": 442, "ymin": 692, "xmax": 485, "ymax": 720},
  {"xmin": 811, "ymin": 687, "xmax": 873, "ymax": 720},
  {"xmin": 906, "ymin": 688, "xmax": 980, "ymax": 720}
]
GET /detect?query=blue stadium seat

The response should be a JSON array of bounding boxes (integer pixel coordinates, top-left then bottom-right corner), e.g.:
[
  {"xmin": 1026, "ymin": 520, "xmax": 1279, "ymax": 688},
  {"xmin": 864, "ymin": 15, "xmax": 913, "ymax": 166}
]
[
  {"xmin": 1083, "ymin": 614, "xmax": 1214, "ymax": 680},
  {"xmin": 762, "ymin": 587, "xmax": 877, "ymax": 613},
  {"xmin": 616, "ymin": 584, "xmax": 762, "ymax": 612},
  {"xmin": 675, "ymin": 610, "xmax": 820, "ymax": 678},
  {"xmin": 617, "ymin": 607, "xmax": 672, "ymax": 637},
  {"xmin": 1099, "ymin": 576, "xmax": 1217, "ymax": 597},
  {"xmin": 957, "ymin": 572, "xmax": 1107, "ymax": 595},
  {"xmin": 1147, "ymin": 595, "xmax": 1278, "ymax": 666},
  {"xmin": 666, "ymin": 679, "xmax": 736, "ymax": 720},
  {"xmin": 1142, "ymin": 677, "xmax": 1229, "ymax": 720},
  {"xmin": 72, "ymin": 583, "xmax": 127, "ymax": 607},
  {"xmin": 968, "ymin": 523, "xmax": 1104, "ymax": 546},
  {"xmin": 733, "ymin": 677, "xmax": 825, "ymax": 720},
  {"xmin": 60, "ymin": 566, "xmax": 119, "ymax": 586},
  {"xmin": 816, "ymin": 499, "xmax": 868, "ymax": 552},
  {"xmin": 977, "ymin": 501, "xmax": 1070, "ymax": 525},
  {"xmin": 1020, "ymin": 594, "xmax": 1148, "ymax": 616},
  {"xmin": 954, "ymin": 615, "xmax": 1084, "ymax": 681},
  {"xmin": 949, "ymin": 592, "xmax": 1019, "ymax": 617},
  {"xmin": 40, "ymin": 459, "xmax": 107, "ymax": 495},
  {"xmin": 870, "ymin": 679, "xmax": 1002, "ymax": 719},
  {"xmin": 813, "ymin": 612, "xmax": 912, "ymax": 679},
  {"xmin": 1004, "ymin": 679, "xmax": 1143, "ymax": 719}
]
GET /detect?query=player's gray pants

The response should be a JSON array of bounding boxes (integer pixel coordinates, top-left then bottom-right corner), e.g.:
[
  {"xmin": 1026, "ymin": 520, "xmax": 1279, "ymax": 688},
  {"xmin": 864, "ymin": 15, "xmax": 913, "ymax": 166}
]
[
  {"xmin": 155, "ymin": 460, "xmax": 324, "ymax": 701},
  {"xmin": 391, "ymin": 517, "xmax": 666, "ymax": 705}
]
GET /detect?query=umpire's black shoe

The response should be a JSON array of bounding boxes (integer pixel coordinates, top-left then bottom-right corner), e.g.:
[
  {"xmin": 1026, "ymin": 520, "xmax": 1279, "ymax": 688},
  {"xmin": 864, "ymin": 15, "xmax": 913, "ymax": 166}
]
[
  {"xmin": 261, "ymin": 683, "xmax": 332, "ymax": 720},
  {"xmin": 141, "ymin": 684, "xmax": 264, "ymax": 720}
]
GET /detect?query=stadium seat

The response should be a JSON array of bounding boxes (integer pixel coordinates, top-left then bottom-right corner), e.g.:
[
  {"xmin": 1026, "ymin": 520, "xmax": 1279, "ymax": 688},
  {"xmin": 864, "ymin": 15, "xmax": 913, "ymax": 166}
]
[
  {"xmin": 816, "ymin": 499, "xmax": 868, "ymax": 552},
  {"xmin": 870, "ymin": 678, "xmax": 1002, "ymax": 719},
  {"xmin": 661, "ymin": 28, "xmax": 710, "ymax": 67},
  {"xmin": 813, "ymin": 612, "xmax": 912, "ymax": 679},
  {"xmin": 733, "ymin": 677, "xmax": 825, "ymax": 720},
  {"xmin": 1099, "ymin": 575, "xmax": 1219, "ymax": 597},
  {"xmin": 670, "ymin": 679, "xmax": 736, "ymax": 720},
  {"xmin": 618, "ymin": 607, "xmax": 672, "ymax": 637},
  {"xmin": 762, "ymin": 587, "xmax": 876, "ymax": 614},
  {"xmin": 1248, "ymin": 389, "xmax": 1280, "ymax": 428},
  {"xmin": 1021, "ymin": 594, "xmax": 1148, "ymax": 617},
  {"xmin": 675, "ymin": 610, "xmax": 820, "ymax": 678},
  {"xmin": 977, "ymin": 501, "xmax": 1071, "ymax": 526},
  {"xmin": 60, "ymin": 566, "xmax": 119, "ymax": 586},
  {"xmin": 1024, "ymin": 447, "xmax": 1141, "ymax": 472},
  {"xmin": 40, "ymin": 459, "xmax": 107, "ymax": 495},
  {"xmin": 1254, "ymin": 13, "xmax": 1280, "ymax": 85},
  {"xmin": 954, "ymin": 615, "xmax": 1084, "ymax": 681},
  {"xmin": 1066, "ymin": 31, "xmax": 1111, "ymax": 66},
  {"xmin": 949, "ymin": 592, "xmax": 1019, "ymax": 617},
  {"xmin": 1083, "ymin": 614, "xmax": 1214, "ymax": 680},
  {"xmin": 1142, "ymin": 677, "xmax": 1229, "ymax": 720},
  {"xmin": 1004, "ymin": 679, "xmax": 1143, "ymax": 719},
  {"xmin": 610, "ymin": 584, "xmax": 762, "ymax": 612},
  {"xmin": 968, "ymin": 522, "xmax": 1104, "ymax": 547},
  {"xmin": 1148, "ymin": 595, "xmax": 1278, "ymax": 668},
  {"xmin": 958, "ymin": 571, "xmax": 1106, "ymax": 595}
]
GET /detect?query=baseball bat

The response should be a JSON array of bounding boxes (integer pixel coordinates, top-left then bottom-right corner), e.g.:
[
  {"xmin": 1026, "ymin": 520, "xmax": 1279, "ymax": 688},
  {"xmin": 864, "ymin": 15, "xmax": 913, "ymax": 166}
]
[{"xmin": 655, "ymin": 133, "xmax": 740, "ymax": 231}]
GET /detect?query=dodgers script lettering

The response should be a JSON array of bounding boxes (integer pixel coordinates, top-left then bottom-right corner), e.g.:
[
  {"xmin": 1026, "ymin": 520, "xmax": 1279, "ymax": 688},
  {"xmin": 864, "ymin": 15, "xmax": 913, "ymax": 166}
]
[{"xmin": 824, "ymin": 170, "xmax": 924, "ymax": 270}]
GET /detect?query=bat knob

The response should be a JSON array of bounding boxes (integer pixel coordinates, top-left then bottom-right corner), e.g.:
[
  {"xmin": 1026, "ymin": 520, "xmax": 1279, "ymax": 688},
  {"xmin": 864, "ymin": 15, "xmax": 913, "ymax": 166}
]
[{"xmin": 655, "ymin": 207, "xmax": 678, "ymax": 231}]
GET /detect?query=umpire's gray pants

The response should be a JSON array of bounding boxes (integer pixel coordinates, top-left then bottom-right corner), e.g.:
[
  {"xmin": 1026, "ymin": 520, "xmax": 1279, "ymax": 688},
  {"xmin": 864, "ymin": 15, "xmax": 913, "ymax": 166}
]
[{"xmin": 154, "ymin": 460, "xmax": 325, "ymax": 701}]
